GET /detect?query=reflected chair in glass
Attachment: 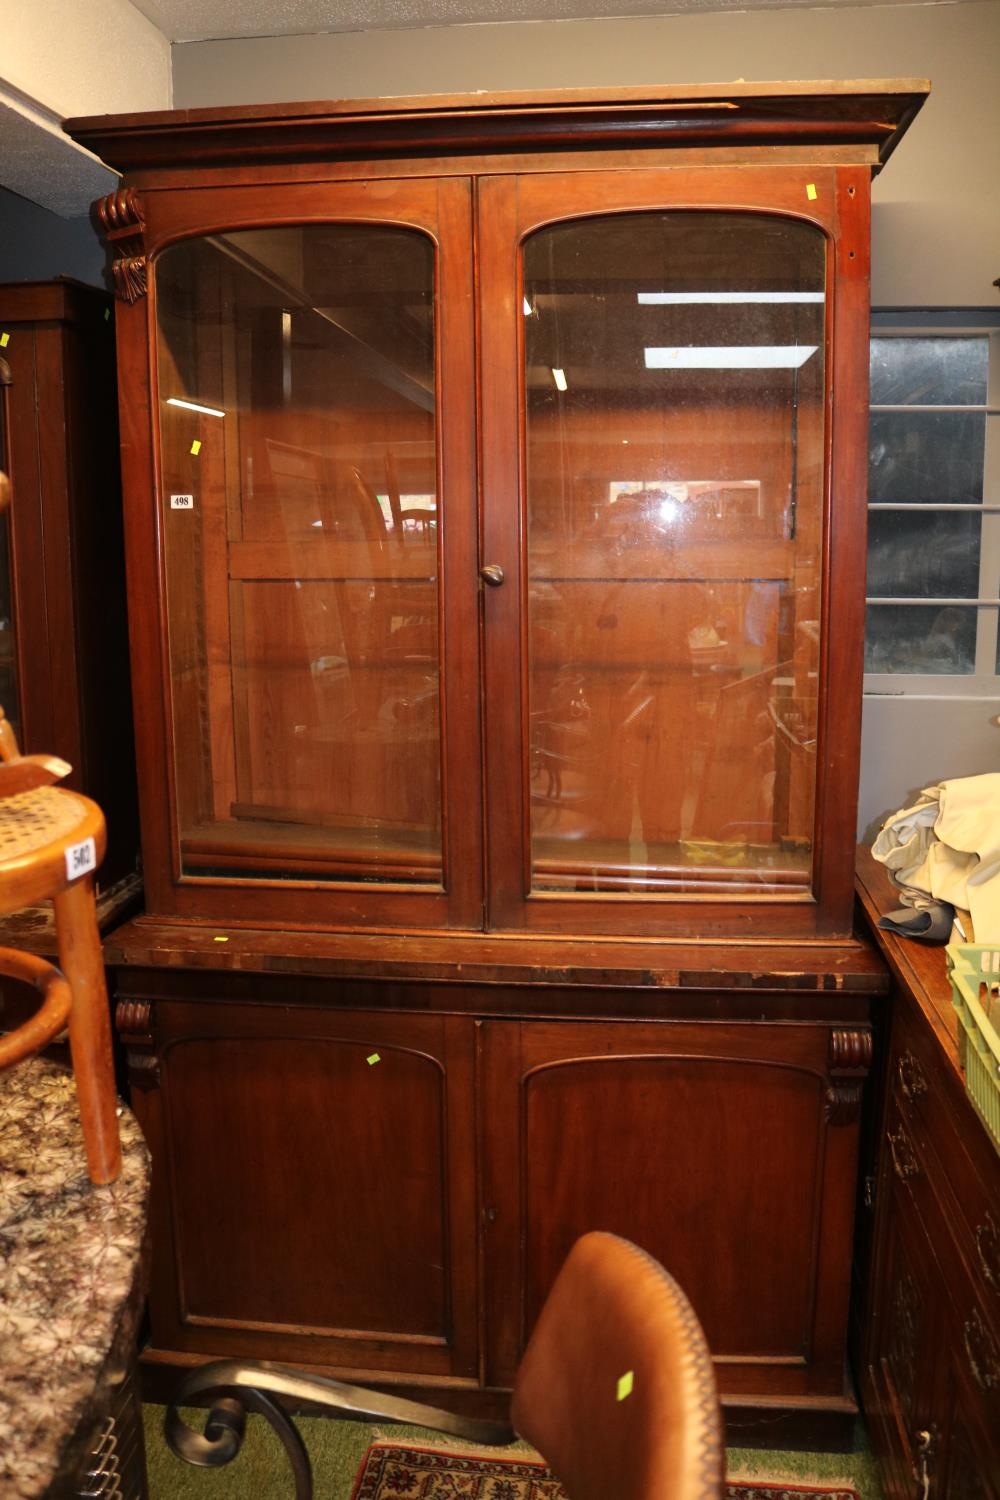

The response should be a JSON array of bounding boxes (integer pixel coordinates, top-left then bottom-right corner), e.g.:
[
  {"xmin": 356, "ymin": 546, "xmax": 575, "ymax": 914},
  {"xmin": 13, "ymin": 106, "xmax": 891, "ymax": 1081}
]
[{"xmin": 166, "ymin": 1231, "xmax": 724, "ymax": 1500}]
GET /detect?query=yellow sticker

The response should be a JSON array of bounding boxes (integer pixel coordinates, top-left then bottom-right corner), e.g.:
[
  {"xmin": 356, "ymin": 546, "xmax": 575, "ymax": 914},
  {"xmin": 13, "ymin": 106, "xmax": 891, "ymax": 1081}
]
[
  {"xmin": 367, "ymin": 1052, "xmax": 381, "ymax": 1066},
  {"xmin": 213, "ymin": 935, "xmax": 229, "ymax": 943},
  {"xmin": 806, "ymin": 183, "xmax": 818, "ymax": 201},
  {"xmin": 0, "ymin": 333, "xmax": 9, "ymax": 347},
  {"xmin": 104, "ymin": 307, "xmax": 111, "ymax": 321},
  {"xmin": 190, "ymin": 439, "xmax": 202, "ymax": 456},
  {"xmin": 616, "ymin": 1370, "xmax": 634, "ymax": 1401}
]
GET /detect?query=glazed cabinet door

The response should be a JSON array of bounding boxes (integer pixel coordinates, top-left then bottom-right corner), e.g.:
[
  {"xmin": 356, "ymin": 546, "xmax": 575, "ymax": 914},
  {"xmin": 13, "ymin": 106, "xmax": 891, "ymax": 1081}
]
[
  {"xmin": 478, "ymin": 166, "xmax": 870, "ymax": 937},
  {"xmin": 134, "ymin": 997, "xmax": 478, "ymax": 1379},
  {"xmin": 121, "ymin": 177, "xmax": 482, "ymax": 928},
  {"xmin": 479, "ymin": 1013, "xmax": 868, "ymax": 1404}
]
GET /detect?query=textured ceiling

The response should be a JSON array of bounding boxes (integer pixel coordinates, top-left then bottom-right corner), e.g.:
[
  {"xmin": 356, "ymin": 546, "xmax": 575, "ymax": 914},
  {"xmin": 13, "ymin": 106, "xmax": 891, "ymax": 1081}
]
[
  {"xmin": 0, "ymin": 96, "xmax": 116, "ymax": 216},
  {"xmin": 132, "ymin": 0, "xmax": 945, "ymax": 45}
]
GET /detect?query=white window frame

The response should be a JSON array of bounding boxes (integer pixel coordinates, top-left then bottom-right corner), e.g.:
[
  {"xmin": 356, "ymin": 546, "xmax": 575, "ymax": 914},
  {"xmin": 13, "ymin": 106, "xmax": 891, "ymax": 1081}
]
[{"xmin": 864, "ymin": 309, "xmax": 1000, "ymax": 700}]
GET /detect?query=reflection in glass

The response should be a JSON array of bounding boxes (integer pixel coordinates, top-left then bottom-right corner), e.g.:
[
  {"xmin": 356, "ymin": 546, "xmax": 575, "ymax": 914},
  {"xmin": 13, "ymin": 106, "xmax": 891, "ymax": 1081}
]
[
  {"xmin": 870, "ymin": 337, "xmax": 988, "ymax": 407},
  {"xmin": 869, "ymin": 411, "xmax": 985, "ymax": 505},
  {"xmin": 155, "ymin": 226, "xmax": 441, "ymax": 883},
  {"xmin": 865, "ymin": 604, "xmax": 976, "ymax": 675},
  {"xmin": 867, "ymin": 511, "xmax": 981, "ymax": 600},
  {"xmin": 523, "ymin": 212, "xmax": 826, "ymax": 894}
]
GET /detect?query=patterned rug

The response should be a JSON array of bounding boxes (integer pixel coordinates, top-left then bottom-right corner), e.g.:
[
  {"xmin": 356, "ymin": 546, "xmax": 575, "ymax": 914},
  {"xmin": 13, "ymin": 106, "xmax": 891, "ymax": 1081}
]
[{"xmin": 350, "ymin": 1443, "xmax": 861, "ymax": 1499}]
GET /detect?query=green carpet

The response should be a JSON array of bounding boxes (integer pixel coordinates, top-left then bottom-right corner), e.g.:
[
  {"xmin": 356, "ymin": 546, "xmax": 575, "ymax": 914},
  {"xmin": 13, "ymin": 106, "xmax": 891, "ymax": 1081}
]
[{"xmin": 143, "ymin": 1407, "xmax": 885, "ymax": 1499}]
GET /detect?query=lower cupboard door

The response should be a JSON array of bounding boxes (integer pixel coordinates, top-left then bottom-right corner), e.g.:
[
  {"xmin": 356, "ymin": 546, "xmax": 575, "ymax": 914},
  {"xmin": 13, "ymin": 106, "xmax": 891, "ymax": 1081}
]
[
  {"xmin": 480, "ymin": 1016, "xmax": 865, "ymax": 1401},
  {"xmin": 149, "ymin": 1004, "xmax": 478, "ymax": 1379}
]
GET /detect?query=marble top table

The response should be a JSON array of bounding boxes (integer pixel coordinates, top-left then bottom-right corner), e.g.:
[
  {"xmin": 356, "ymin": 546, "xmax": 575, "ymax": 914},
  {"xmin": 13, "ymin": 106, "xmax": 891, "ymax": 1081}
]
[{"xmin": 0, "ymin": 1057, "xmax": 150, "ymax": 1498}]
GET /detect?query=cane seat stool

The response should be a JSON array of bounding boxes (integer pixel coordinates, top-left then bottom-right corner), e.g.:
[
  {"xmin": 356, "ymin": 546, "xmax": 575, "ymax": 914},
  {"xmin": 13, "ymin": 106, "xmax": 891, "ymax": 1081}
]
[{"xmin": 0, "ymin": 782, "xmax": 122, "ymax": 1184}]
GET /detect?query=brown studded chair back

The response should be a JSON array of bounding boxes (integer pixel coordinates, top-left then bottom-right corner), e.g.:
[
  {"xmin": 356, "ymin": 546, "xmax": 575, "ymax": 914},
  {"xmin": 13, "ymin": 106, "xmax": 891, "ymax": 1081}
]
[
  {"xmin": 511, "ymin": 1232, "xmax": 724, "ymax": 1500},
  {"xmin": 164, "ymin": 1232, "xmax": 725, "ymax": 1500}
]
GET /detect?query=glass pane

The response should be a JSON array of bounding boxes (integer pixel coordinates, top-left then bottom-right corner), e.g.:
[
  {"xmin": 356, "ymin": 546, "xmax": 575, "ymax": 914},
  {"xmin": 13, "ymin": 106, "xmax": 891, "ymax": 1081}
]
[
  {"xmin": 869, "ymin": 411, "xmax": 985, "ymax": 504},
  {"xmin": 155, "ymin": 226, "xmax": 441, "ymax": 884},
  {"xmin": 0, "ymin": 394, "xmax": 18, "ymax": 740},
  {"xmin": 870, "ymin": 337, "xmax": 988, "ymax": 406},
  {"xmin": 865, "ymin": 604, "xmax": 977, "ymax": 674},
  {"xmin": 523, "ymin": 212, "xmax": 825, "ymax": 895},
  {"xmin": 867, "ymin": 510, "xmax": 981, "ymax": 599}
]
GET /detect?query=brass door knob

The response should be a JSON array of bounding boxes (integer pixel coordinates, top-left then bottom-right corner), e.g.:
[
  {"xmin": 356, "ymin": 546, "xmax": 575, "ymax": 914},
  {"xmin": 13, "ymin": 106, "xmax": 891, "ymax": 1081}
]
[{"xmin": 480, "ymin": 565, "xmax": 504, "ymax": 587}]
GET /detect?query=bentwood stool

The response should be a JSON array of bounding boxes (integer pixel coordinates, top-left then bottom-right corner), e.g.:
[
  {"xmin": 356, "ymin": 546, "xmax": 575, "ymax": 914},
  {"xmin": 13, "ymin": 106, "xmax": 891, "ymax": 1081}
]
[{"xmin": 0, "ymin": 780, "xmax": 122, "ymax": 1184}]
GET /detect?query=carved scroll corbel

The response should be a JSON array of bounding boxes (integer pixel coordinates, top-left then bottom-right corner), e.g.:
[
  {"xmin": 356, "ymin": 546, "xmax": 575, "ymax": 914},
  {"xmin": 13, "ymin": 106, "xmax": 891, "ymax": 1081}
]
[
  {"xmin": 95, "ymin": 188, "xmax": 147, "ymax": 303},
  {"xmin": 115, "ymin": 998, "xmax": 159, "ymax": 1089},
  {"xmin": 825, "ymin": 1026, "xmax": 874, "ymax": 1125}
]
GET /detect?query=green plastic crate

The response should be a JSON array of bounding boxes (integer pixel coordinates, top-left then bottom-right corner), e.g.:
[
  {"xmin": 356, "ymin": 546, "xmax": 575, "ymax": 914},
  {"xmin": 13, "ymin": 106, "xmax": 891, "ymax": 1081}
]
[{"xmin": 947, "ymin": 943, "xmax": 1000, "ymax": 1154}]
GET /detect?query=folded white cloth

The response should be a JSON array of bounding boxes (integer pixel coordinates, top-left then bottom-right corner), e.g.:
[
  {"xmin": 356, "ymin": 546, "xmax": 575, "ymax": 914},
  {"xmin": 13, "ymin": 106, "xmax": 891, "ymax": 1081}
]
[{"xmin": 872, "ymin": 772, "xmax": 1000, "ymax": 941}]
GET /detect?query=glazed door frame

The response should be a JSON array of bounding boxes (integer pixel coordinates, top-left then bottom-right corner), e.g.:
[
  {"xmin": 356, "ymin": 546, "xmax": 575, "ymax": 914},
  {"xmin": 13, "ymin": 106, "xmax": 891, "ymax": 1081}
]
[
  {"xmin": 116, "ymin": 176, "xmax": 484, "ymax": 929},
  {"xmin": 478, "ymin": 163, "xmax": 871, "ymax": 937}
]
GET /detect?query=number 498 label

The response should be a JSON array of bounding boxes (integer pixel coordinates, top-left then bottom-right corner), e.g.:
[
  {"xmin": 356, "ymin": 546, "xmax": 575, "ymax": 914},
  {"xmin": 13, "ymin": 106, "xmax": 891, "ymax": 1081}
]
[
  {"xmin": 65, "ymin": 837, "xmax": 97, "ymax": 881},
  {"xmin": 170, "ymin": 493, "xmax": 195, "ymax": 510}
]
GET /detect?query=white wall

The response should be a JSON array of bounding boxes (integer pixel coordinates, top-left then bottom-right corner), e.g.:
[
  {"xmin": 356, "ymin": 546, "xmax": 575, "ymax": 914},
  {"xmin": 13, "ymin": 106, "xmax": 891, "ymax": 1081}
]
[
  {"xmin": 172, "ymin": 1, "xmax": 1000, "ymax": 306},
  {"xmin": 859, "ymin": 698, "xmax": 1000, "ymax": 840},
  {"xmin": 4, "ymin": 0, "xmax": 170, "ymax": 119},
  {"xmin": 0, "ymin": 0, "xmax": 171, "ymax": 219}
]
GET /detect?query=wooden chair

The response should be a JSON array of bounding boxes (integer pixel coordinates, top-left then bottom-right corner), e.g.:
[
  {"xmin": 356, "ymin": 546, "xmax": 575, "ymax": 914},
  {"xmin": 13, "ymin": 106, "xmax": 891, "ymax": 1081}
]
[
  {"xmin": 165, "ymin": 1231, "xmax": 725, "ymax": 1500},
  {"xmin": 0, "ymin": 707, "xmax": 122, "ymax": 1185}
]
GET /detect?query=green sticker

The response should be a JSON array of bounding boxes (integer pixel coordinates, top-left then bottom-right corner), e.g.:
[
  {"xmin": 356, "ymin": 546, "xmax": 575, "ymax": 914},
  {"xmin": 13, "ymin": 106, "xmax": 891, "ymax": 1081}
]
[{"xmin": 616, "ymin": 1370, "xmax": 634, "ymax": 1402}]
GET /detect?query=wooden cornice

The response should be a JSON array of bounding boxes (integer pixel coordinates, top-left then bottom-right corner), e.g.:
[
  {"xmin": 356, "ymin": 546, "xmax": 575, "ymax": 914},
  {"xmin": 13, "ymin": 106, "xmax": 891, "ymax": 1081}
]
[{"xmin": 65, "ymin": 79, "xmax": 929, "ymax": 177}]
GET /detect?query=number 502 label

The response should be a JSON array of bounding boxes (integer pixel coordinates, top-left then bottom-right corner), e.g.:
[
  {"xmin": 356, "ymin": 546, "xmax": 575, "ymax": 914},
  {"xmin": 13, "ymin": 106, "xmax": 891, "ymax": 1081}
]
[{"xmin": 65, "ymin": 837, "xmax": 97, "ymax": 882}]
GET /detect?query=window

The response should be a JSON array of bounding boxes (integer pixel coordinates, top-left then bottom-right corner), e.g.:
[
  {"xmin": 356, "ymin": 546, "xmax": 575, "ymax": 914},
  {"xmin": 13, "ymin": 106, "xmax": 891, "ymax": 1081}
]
[{"xmin": 865, "ymin": 312, "xmax": 1000, "ymax": 694}]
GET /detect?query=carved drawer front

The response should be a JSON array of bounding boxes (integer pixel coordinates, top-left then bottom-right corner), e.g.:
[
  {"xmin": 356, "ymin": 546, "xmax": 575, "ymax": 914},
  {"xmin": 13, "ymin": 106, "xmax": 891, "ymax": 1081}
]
[
  {"xmin": 891, "ymin": 1012, "xmax": 1000, "ymax": 1314},
  {"xmin": 865, "ymin": 1154, "xmax": 944, "ymax": 1500},
  {"xmin": 945, "ymin": 1244, "xmax": 1000, "ymax": 1458},
  {"xmin": 960, "ymin": 1300, "xmax": 1000, "ymax": 1411},
  {"xmin": 884, "ymin": 1097, "xmax": 932, "ymax": 1224}
]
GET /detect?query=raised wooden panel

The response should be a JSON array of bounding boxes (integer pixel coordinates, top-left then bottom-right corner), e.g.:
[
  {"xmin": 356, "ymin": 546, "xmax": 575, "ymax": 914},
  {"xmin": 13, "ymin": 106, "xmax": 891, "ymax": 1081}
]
[
  {"xmin": 481, "ymin": 1015, "xmax": 866, "ymax": 1401},
  {"xmin": 146, "ymin": 1001, "xmax": 479, "ymax": 1377},
  {"xmin": 520, "ymin": 1054, "xmax": 823, "ymax": 1352}
]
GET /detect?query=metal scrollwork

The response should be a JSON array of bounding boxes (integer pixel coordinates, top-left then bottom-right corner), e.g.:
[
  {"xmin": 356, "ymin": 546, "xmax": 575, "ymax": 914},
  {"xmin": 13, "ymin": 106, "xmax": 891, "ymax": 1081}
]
[{"xmin": 165, "ymin": 1359, "xmax": 515, "ymax": 1500}]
